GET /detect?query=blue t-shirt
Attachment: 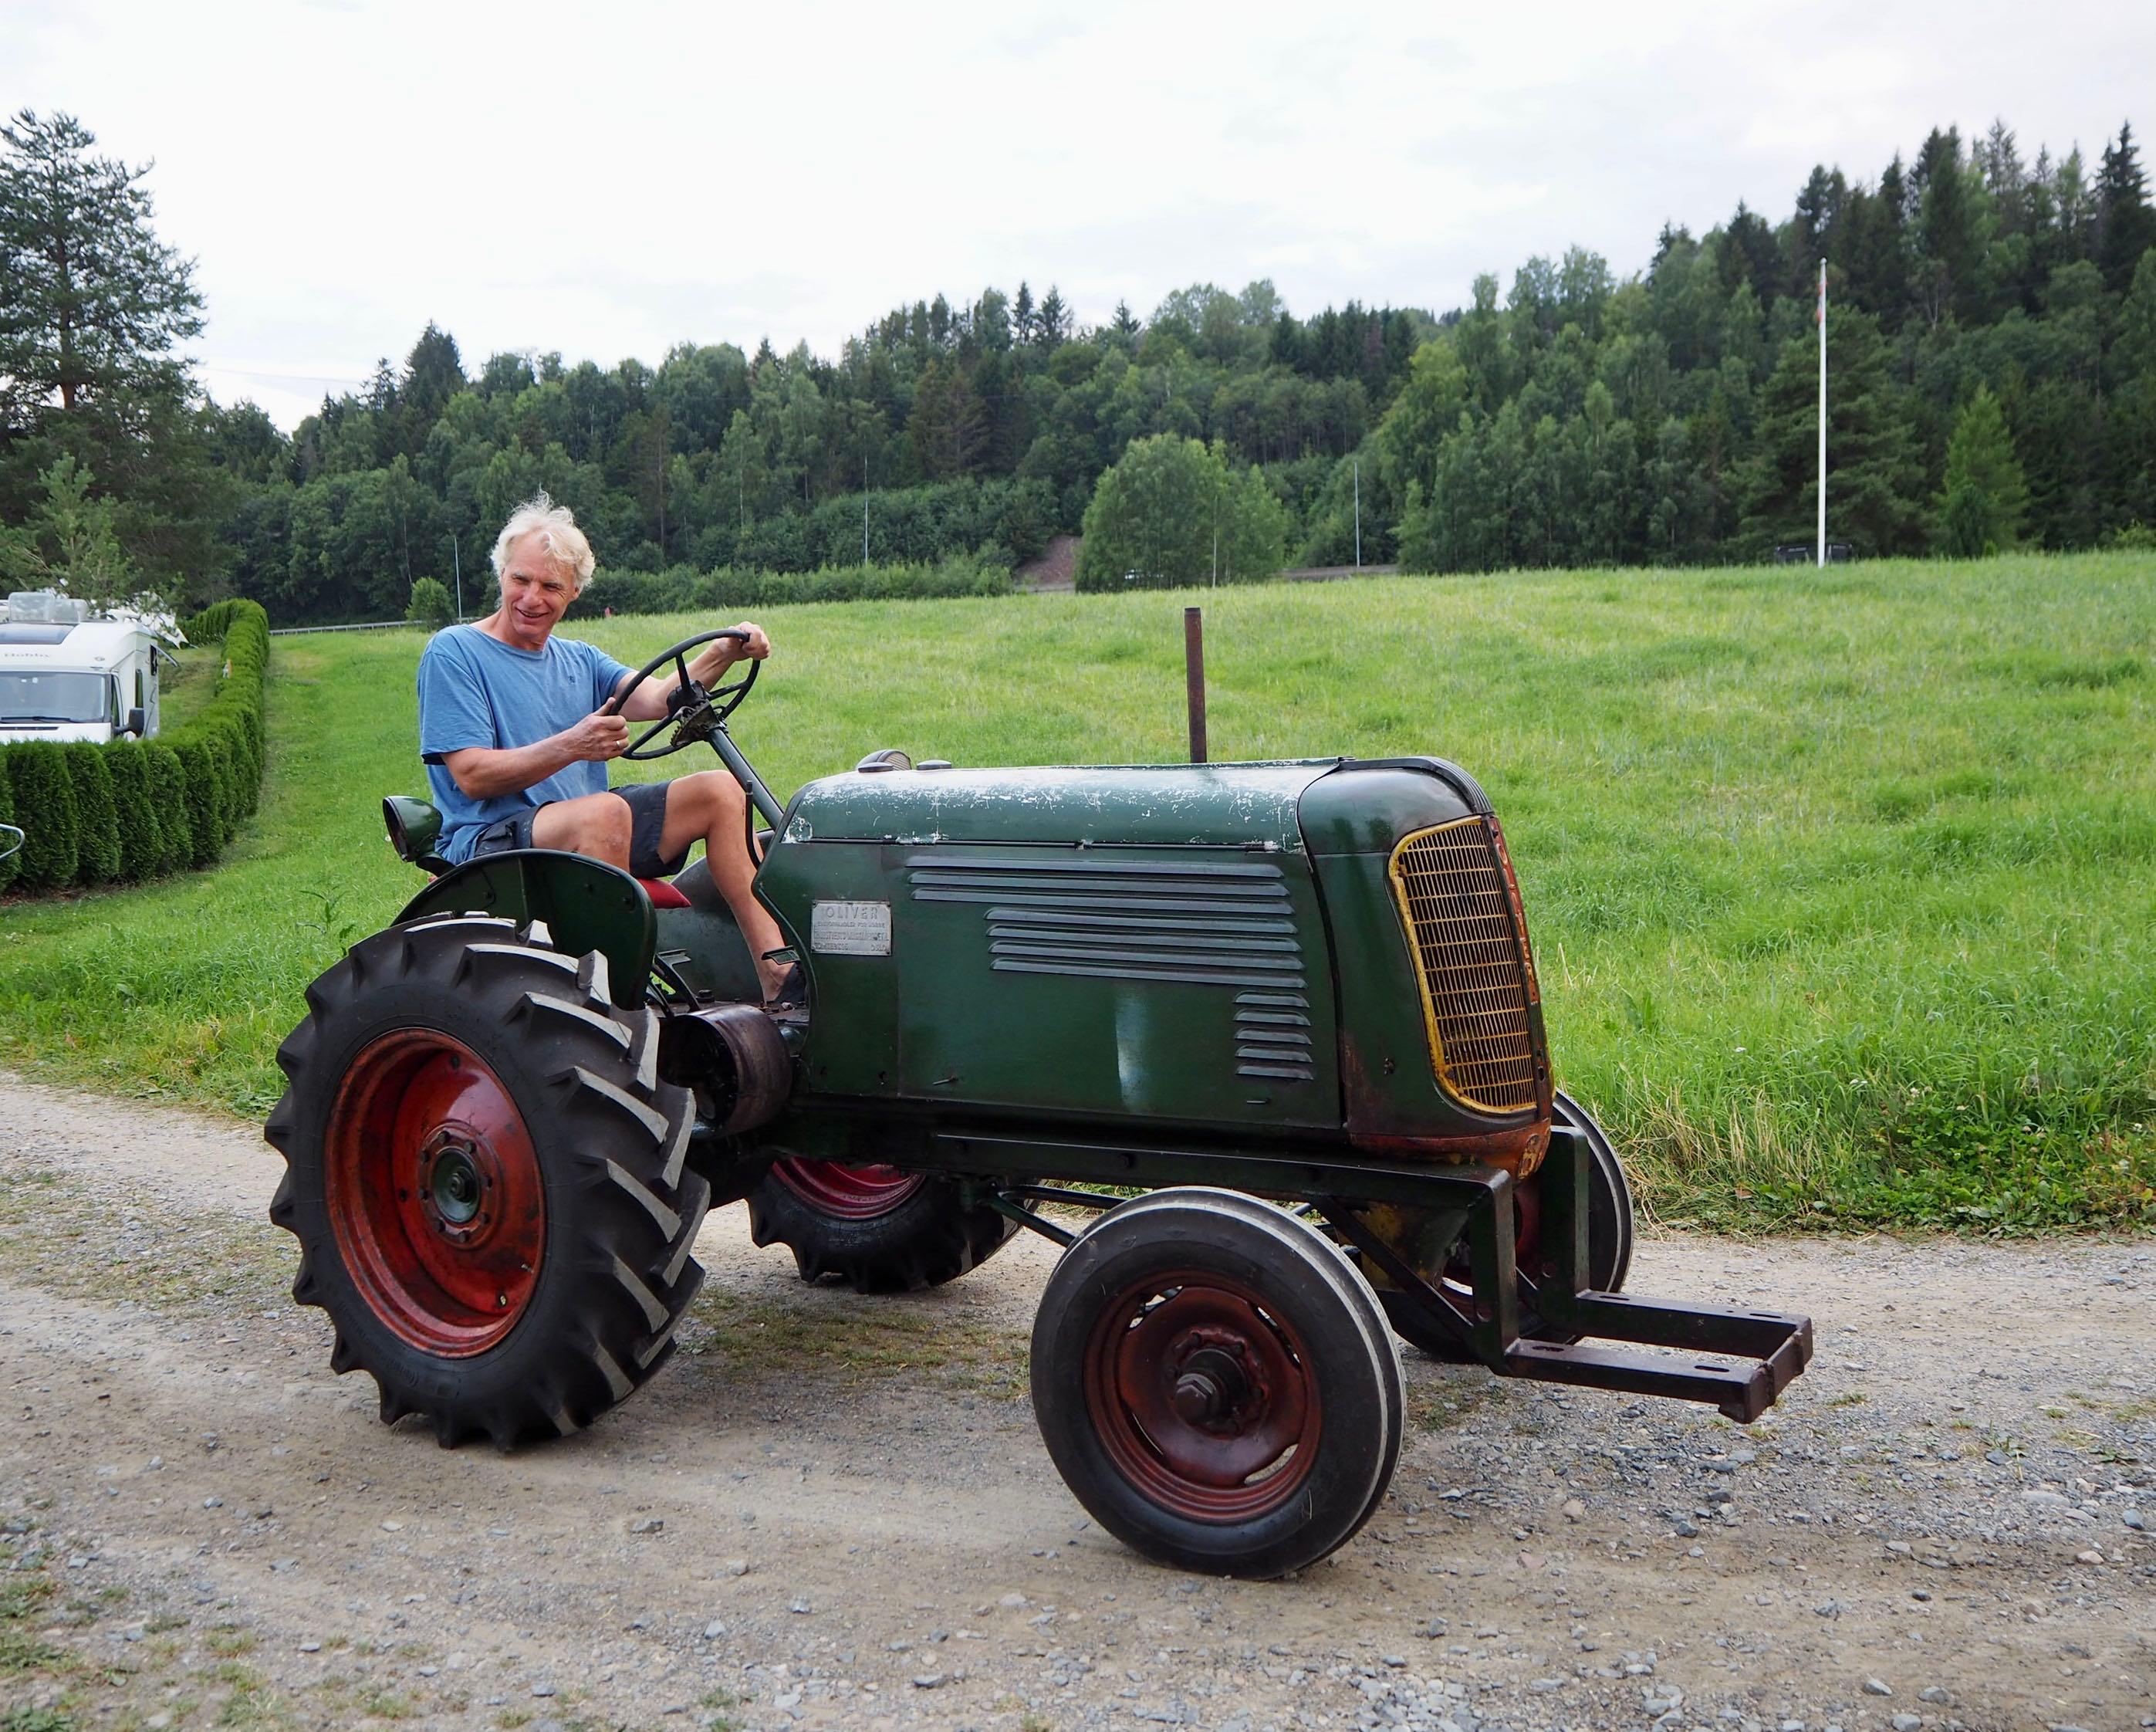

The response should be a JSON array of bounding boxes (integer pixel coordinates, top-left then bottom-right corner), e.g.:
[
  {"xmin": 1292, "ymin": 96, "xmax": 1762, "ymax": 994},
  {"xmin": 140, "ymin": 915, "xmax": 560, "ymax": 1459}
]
[{"xmin": 416, "ymin": 626, "xmax": 630, "ymax": 862}]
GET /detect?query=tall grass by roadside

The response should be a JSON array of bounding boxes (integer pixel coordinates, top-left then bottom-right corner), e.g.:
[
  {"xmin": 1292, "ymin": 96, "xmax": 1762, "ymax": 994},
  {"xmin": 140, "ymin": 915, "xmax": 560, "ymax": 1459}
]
[{"xmin": 0, "ymin": 551, "xmax": 2149, "ymax": 1232}]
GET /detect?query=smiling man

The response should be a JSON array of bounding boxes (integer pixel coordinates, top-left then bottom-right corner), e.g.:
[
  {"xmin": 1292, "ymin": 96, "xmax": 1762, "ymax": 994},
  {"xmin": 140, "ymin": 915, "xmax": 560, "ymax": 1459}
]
[{"xmin": 415, "ymin": 492, "xmax": 794, "ymax": 1002}]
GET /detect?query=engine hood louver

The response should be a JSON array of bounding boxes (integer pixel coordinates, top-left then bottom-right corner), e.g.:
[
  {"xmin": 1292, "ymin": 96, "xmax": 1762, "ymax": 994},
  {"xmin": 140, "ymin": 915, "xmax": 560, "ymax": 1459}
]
[{"xmin": 907, "ymin": 854, "xmax": 1306, "ymax": 994}]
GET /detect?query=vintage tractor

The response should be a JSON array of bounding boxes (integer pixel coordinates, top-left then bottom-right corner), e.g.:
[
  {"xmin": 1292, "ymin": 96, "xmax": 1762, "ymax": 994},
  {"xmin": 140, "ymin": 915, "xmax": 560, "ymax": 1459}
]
[{"xmin": 267, "ymin": 631, "xmax": 1811, "ymax": 1578}]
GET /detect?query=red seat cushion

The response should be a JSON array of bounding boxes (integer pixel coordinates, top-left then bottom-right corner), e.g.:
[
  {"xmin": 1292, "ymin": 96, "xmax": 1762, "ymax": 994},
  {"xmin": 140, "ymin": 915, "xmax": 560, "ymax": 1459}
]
[{"xmin": 638, "ymin": 878, "xmax": 691, "ymax": 909}]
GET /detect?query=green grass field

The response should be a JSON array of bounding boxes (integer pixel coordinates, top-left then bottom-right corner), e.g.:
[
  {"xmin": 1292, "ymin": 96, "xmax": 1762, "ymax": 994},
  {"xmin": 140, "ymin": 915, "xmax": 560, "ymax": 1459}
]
[{"xmin": 2, "ymin": 553, "xmax": 2151, "ymax": 1232}]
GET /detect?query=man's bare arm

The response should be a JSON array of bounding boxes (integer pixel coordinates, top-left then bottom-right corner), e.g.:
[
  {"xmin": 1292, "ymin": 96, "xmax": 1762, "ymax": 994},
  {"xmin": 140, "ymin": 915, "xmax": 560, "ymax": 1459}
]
[
  {"xmin": 441, "ymin": 710, "xmax": 628, "ymax": 799},
  {"xmin": 610, "ymin": 622, "xmax": 771, "ymax": 720}
]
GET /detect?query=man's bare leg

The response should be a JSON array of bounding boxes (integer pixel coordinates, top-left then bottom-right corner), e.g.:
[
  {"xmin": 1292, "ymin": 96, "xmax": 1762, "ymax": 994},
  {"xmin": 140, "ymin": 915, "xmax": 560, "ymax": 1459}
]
[
  {"xmin": 656, "ymin": 773, "xmax": 789, "ymax": 997},
  {"xmin": 529, "ymin": 791, "xmax": 634, "ymax": 865}
]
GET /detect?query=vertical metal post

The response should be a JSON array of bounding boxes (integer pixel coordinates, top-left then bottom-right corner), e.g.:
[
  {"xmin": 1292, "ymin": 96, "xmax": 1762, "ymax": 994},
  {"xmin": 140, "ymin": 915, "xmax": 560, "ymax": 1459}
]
[
  {"xmin": 1184, "ymin": 606, "xmax": 1208, "ymax": 764},
  {"xmin": 1816, "ymin": 259, "xmax": 1828, "ymax": 569},
  {"xmin": 1353, "ymin": 456, "xmax": 1362, "ymax": 568}
]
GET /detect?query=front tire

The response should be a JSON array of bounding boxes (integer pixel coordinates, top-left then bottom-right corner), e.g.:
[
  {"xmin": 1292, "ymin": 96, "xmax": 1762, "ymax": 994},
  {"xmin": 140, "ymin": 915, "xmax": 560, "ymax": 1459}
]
[
  {"xmin": 1032, "ymin": 1188, "xmax": 1404, "ymax": 1578},
  {"xmin": 745, "ymin": 1159, "xmax": 1019, "ymax": 1293},
  {"xmin": 265, "ymin": 917, "xmax": 708, "ymax": 1447}
]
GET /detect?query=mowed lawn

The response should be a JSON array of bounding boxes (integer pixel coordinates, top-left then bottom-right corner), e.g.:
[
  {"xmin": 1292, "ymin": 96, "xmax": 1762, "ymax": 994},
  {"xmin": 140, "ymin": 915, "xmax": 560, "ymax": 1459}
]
[{"xmin": 2, "ymin": 553, "xmax": 2151, "ymax": 1231}]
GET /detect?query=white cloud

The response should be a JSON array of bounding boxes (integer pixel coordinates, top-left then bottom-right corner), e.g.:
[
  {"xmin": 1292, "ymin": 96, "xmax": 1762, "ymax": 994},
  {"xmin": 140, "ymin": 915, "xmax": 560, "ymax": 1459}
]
[{"xmin": 5, "ymin": 0, "xmax": 2151, "ymax": 428}]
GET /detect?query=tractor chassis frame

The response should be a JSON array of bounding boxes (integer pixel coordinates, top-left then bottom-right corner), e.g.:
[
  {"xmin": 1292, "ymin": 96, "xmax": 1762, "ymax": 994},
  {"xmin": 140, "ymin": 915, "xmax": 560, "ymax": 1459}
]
[{"xmin": 745, "ymin": 1118, "xmax": 1811, "ymax": 1424}]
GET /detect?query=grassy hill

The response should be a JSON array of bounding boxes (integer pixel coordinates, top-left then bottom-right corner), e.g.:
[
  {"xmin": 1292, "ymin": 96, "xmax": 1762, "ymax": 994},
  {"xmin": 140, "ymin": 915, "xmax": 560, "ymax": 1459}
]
[{"xmin": 2, "ymin": 552, "xmax": 2151, "ymax": 1231}]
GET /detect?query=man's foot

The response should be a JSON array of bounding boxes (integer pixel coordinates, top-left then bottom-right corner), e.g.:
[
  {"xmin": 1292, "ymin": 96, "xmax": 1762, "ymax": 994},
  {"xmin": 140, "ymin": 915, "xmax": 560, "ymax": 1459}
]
[
  {"xmin": 760, "ymin": 949, "xmax": 805, "ymax": 1008},
  {"xmin": 762, "ymin": 962, "xmax": 806, "ymax": 1010}
]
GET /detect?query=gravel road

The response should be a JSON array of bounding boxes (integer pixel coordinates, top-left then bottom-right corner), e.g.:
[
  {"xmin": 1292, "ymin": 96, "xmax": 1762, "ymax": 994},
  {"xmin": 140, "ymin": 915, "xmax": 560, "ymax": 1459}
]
[{"xmin": 2, "ymin": 1076, "xmax": 2151, "ymax": 1732}]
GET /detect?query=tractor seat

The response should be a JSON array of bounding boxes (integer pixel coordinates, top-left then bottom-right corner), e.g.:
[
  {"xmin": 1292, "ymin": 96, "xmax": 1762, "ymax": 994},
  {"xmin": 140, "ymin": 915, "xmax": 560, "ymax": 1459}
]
[{"xmin": 384, "ymin": 794, "xmax": 692, "ymax": 909}]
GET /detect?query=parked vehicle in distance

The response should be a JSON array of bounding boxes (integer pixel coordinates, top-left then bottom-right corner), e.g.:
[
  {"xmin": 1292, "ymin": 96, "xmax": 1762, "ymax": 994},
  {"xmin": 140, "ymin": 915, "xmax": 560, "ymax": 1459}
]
[{"xmin": 0, "ymin": 590, "xmax": 172, "ymax": 744}]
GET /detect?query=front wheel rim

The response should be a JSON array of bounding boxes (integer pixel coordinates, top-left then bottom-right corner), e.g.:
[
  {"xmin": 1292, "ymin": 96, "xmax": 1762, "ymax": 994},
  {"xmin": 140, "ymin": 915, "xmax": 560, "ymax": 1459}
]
[
  {"xmin": 1083, "ymin": 1270, "xmax": 1321, "ymax": 1522},
  {"xmin": 326, "ymin": 1030, "xmax": 546, "ymax": 1356}
]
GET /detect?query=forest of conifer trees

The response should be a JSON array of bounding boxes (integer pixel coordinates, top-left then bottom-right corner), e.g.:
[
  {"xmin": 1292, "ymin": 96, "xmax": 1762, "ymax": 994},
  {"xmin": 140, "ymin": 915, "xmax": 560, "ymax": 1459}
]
[{"xmin": 4, "ymin": 112, "xmax": 2154, "ymax": 619}]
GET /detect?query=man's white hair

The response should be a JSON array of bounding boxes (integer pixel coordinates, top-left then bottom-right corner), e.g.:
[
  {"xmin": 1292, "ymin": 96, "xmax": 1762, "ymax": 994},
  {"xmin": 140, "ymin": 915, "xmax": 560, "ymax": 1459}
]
[{"xmin": 491, "ymin": 492, "xmax": 596, "ymax": 592}]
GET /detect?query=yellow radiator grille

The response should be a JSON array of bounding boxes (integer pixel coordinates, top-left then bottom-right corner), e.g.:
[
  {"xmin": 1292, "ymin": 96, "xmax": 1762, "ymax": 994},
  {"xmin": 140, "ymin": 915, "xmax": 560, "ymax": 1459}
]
[{"xmin": 1387, "ymin": 819, "xmax": 1539, "ymax": 1114}]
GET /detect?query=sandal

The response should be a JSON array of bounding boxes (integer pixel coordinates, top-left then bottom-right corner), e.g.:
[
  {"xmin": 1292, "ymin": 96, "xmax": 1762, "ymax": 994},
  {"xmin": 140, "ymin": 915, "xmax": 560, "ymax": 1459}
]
[{"xmin": 762, "ymin": 949, "xmax": 806, "ymax": 1010}]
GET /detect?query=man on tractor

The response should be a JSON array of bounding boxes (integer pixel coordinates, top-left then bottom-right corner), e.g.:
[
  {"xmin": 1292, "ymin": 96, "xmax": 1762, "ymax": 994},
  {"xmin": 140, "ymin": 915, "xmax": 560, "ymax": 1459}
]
[{"xmin": 415, "ymin": 492, "xmax": 796, "ymax": 1003}]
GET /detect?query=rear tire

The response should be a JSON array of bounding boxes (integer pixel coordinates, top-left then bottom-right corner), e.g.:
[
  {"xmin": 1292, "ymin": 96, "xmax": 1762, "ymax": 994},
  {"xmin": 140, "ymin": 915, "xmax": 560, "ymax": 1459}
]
[
  {"xmin": 265, "ymin": 916, "xmax": 708, "ymax": 1447},
  {"xmin": 1379, "ymin": 1089, "xmax": 1634, "ymax": 1361},
  {"xmin": 1032, "ymin": 1188, "xmax": 1404, "ymax": 1578},
  {"xmin": 745, "ymin": 1159, "xmax": 1019, "ymax": 1294}
]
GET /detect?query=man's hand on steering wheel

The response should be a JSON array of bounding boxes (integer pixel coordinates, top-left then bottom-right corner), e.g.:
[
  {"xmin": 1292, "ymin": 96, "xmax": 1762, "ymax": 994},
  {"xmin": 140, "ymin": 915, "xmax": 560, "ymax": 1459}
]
[
  {"xmin": 602, "ymin": 626, "xmax": 769, "ymax": 761},
  {"xmin": 700, "ymin": 621, "xmax": 769, "ymax": 674}
]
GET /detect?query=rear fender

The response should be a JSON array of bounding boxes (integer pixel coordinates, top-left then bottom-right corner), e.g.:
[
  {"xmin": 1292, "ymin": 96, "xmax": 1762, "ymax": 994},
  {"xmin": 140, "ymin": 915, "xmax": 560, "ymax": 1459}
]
[{"xmin": 395, "ymin": 849, "xmax": 656, "ymax": 1010}]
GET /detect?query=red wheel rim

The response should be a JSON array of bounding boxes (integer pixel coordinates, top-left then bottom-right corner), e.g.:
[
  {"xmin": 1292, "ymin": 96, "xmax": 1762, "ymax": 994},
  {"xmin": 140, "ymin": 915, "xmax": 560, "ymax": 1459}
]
[
  {"xmin": 769, "ymin": 1158, "xmax": 925, "ymax": 1220},
  {"xmin": 326, "ymin": 1030, "xmax": 545, "ymax": 1356},
  {"xmin": 1082, "ymin": 1270, "xmax": 1321, "ymax": 1523}
]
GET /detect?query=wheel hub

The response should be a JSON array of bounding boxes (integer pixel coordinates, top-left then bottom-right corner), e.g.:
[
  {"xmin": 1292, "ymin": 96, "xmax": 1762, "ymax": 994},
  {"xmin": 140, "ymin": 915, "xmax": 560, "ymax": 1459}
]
[
  {"xmin": 419, "ymin": 1129, "xmax": 494, "ymax": 1241},
  {"xmin": 1084, "ymin": 1274, "xmax": 1320, "ymax": 1520},
  {"xmin": 1168, "ymin": 1331, "xmax": 1262, "ymax": 1431}
]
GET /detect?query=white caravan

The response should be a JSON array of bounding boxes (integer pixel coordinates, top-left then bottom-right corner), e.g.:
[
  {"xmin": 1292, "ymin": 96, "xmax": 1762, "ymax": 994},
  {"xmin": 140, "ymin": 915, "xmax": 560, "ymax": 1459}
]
[{"xmin": 0, "ymin": 590, "xmax": 174, "ymax": 745}]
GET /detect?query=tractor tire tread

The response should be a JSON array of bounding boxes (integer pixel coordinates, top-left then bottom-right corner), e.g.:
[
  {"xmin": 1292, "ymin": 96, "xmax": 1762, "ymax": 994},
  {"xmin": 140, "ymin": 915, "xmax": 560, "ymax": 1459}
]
[{"xmin": 265, "ymin": 919, "xmax": 707, "ymax": 1452}]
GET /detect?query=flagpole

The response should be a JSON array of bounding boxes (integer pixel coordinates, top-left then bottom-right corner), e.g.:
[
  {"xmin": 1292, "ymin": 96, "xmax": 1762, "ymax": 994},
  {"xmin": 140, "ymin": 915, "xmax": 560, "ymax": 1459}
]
[{"xmin": 1816, "ymin": 260, "xmax": 1827, "ymax": 569}]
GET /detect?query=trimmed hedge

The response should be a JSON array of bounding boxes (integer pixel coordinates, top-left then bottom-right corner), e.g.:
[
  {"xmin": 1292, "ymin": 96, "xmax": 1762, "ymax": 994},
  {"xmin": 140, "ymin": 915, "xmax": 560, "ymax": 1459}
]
[
  {"xmin": 142, "ymin": 743, "xmax": 188, "ymax": 873},
  {"xmin": 167, "ymin": 739, "xmax": 220, "ymax": 867},
  {"xmin": 0, "ymin": 600, "xmax": 270, "ymax": 897},
  {"xmin": 63, "ymin": 744, "xmax": 121, "ymax": 885},
  {"xmin": 564, "ymin": 552, "xmax": 1015, "ymax": 621},
  {"xmin": 4, "ymin": 745, "xmax": 79, "ymax": 890},
  {"xmin": 0, "ymin": 759, "xmax": 14, "ymax": 893},
  {"xmin": 104, "ymin": 743, "xmax": 162, "ymax": 879}
]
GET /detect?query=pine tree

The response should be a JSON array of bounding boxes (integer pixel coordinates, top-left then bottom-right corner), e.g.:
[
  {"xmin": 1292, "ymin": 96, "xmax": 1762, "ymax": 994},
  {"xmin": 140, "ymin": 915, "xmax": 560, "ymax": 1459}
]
[
  {"xmin": 2097, "ymin": 122, "xmax": 2156, "ymax": 293},
  {"xmin": 1936, "ymin": 387, "xmax": 2029, "ymax": 555},
  {"xmin": 1914, "ymin": 127, "xmax": 1987, "ymax": 324},
  {"xmin": 1037, "ymin": 286, "xmax": 1070, "ymax": 347},
  {"xmin": 1789, "ymin": 166, "xmax": 1846, "ymax": 295},
  {"xmin": 2108, "ymin": 249, "xmax": 2156, "ymax": 530},
  {"xmin": 0, "ymin": 110, "xmax": 202, "ymax": 426},
  {"xmin": 399, "ymin": 323, "xmax": 466, "ymax": 454},
  {"xmin": 32, "ymin": 455, "xmax": 136, "ymax": 607},
  {"xmin": 1736, "ymin": 306, "xmax": 1927, "ymax": 556},
  {"xmin": 1840, "ymin": 158, "xmax": 1912, "ymax": 327}
]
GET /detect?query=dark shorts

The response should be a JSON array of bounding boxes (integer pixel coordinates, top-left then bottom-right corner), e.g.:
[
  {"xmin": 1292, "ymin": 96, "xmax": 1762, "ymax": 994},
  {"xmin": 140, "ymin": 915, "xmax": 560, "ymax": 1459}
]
[{"xmin": 469, "ymin": 781, "xmax": 687, "ymax": 878}]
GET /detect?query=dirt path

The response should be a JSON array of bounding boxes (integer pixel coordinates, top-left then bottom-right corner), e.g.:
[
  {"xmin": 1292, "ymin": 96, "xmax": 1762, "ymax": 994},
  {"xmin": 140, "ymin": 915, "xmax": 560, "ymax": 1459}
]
[{"xmin": 2, "ymin": 1076, "xmax": 2151, "ymax": 1732}]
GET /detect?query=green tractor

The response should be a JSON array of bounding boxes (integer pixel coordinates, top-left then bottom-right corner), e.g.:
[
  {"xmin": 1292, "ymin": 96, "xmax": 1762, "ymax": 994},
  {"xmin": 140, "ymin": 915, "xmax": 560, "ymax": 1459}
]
[{"xmin": 268, "ymin": 631, "xmax": 1810, "ymax": 1578}]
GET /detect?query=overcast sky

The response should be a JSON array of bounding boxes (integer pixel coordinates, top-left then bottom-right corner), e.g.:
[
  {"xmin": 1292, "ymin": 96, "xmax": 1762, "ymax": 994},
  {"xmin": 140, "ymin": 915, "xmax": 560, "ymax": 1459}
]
[{"xmin": 8, "ymin": 0, "xmax": 2153, "ymax": 430}]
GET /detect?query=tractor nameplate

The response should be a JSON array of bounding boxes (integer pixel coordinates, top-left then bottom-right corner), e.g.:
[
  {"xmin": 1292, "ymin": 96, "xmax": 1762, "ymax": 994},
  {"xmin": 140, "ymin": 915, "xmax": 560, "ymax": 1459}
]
[{"xmin": 811, "ymin": 899, "xmax": 892, "ymax": 956}]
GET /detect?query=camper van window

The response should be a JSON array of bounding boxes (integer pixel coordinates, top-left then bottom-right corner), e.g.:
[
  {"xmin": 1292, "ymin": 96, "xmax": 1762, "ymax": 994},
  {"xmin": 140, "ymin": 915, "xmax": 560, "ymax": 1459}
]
[
  {"xmin": 0, "ymin": 671, "xmax": 110, "ymax": 724},
  {"xmin": 135, "ymin": 668, "xmax": 146, "ymax": 709}
]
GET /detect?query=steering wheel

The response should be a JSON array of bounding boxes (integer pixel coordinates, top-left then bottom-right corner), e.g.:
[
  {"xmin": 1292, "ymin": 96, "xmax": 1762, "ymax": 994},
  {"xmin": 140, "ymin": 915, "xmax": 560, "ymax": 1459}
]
[{"xmin": 601, "ymin": 629, "xmax": 759, "ymax": 760}]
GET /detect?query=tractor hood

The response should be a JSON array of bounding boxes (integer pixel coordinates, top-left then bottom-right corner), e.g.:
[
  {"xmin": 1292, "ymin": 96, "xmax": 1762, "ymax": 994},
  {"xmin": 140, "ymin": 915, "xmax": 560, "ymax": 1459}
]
[{"xmin": 777, "ymin": 760, "xmax": 1343, "ymax": 851}]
